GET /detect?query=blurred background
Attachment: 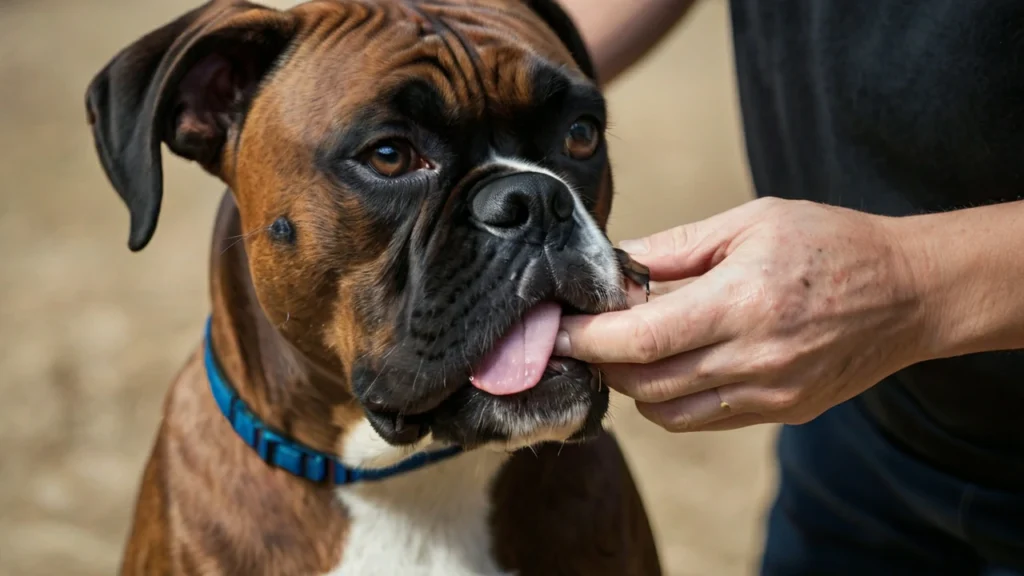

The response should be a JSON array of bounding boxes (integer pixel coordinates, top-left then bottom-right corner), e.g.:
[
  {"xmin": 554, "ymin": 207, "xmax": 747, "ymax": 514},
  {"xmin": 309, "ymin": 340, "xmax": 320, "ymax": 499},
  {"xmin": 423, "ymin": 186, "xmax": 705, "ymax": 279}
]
[{"xmin": 0, "ymin": 0, "xmax": 774, "ymax": 574}]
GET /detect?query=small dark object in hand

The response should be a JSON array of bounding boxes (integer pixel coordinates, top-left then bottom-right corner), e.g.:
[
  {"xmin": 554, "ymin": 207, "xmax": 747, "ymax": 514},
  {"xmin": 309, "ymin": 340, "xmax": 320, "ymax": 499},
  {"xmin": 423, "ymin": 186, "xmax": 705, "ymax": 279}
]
[{"xmin": 614, "ymin": 248, "xmax": 651, "ymax": 302}]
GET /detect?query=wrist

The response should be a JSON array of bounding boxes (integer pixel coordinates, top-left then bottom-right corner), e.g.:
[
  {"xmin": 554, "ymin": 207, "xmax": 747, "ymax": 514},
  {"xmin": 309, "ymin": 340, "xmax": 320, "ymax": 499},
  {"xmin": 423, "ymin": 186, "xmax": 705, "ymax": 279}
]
[
  {"xmin": 860, "ymin": 213, "xmax": 940, "ymax": 368},
  {"xmin": 881, "ymin": 204, "xmax": 1024, "ymax": 362},
  {"xmin": 880, "ymin": 213, "xmax": 955, "ymax": 363}
]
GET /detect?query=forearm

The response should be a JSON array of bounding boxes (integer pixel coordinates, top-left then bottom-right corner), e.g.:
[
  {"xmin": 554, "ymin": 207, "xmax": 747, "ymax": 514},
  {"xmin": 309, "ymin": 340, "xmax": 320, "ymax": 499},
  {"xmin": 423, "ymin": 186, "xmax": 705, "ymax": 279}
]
[
  {"xmin": 888, "ymin": 200, "xmax": 1024, "ymax": 360},
  {"xmin": 558, "ymin": 0, "xmax": 698, "ymax": 86}
]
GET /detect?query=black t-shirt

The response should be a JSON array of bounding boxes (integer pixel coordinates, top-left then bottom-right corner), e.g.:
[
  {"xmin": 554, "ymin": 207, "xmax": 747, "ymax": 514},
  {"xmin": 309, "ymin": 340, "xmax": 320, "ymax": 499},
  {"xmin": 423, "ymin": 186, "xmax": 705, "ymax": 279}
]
[{"xmin": 729, "ymin": 0, "xmax": 1024, "ymax": 490}]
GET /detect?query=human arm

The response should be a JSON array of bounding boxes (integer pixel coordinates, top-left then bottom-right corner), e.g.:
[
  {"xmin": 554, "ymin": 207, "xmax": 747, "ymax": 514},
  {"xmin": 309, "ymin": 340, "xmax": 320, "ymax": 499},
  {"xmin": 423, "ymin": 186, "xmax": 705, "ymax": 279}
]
[
  {"xmin": 554, "ymin": 197, "xmax": 1024, "ymax": 432},
  {"xmin": 894, "ymin": 199, "xmax": 1024, "ymax": 358},
  {"xmin": 557, "ymin": 0, "xmax": 699, "ymax": 86}
]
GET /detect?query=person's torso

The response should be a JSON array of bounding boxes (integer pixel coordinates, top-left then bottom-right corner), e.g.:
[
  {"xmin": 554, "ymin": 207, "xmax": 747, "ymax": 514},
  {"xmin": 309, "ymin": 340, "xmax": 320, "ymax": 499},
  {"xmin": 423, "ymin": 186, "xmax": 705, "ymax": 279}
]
[{"xmin": 728, "ymin": 0, "xmax": 1024, "ymax": 490}]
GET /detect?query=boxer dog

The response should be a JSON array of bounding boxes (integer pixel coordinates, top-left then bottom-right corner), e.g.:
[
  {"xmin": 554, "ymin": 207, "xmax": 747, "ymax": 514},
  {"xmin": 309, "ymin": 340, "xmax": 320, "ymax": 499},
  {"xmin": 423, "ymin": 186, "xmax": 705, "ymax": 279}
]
[{"xmin": 86, "ymin": 0, "xmax": 661, "ymax": 574}]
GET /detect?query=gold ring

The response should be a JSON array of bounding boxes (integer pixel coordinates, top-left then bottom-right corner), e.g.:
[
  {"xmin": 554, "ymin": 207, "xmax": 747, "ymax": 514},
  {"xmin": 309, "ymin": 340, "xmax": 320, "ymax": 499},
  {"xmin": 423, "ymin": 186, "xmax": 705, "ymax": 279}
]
[{"xmin": 714, "ymin": 387, "xmax": 732, "ymax": 413}]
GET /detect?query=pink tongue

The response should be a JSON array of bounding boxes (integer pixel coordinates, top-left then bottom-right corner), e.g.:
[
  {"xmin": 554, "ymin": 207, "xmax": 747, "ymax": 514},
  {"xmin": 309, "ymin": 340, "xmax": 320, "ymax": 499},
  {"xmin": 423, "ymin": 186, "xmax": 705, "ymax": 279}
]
[{"xmin": 469, "ymin": 301, "xmax": 562, "ymax": 396}]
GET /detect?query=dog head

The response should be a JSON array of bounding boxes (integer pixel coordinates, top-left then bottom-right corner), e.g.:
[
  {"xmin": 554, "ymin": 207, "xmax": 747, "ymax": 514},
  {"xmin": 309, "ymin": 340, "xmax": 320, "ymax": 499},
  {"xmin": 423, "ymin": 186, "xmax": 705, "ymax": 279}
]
[{"xmin": 87, "ymin": 0, "xmax": 631, "ymax": 466}]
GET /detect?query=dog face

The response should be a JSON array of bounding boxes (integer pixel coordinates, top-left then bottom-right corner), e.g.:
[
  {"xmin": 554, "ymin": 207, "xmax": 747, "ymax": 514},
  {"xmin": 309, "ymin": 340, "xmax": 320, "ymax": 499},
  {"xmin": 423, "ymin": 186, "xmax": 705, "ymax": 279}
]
[{"xmin": 87, "ymin": 0, "xmax": 630, "ymax": 461}]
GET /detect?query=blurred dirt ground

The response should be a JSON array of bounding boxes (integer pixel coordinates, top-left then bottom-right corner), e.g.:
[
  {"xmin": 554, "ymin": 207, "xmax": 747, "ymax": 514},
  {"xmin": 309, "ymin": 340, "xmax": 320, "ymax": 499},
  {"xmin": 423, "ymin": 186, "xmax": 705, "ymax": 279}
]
[{"xmin": 0, "ymin": 1, "xmax": 776, "ymax": 574}]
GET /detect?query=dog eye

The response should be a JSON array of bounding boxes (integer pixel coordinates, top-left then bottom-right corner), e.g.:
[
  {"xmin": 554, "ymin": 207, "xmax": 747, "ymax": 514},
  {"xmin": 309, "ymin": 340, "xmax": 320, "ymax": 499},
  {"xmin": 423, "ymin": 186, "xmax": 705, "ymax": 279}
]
[
  {"xmin": 564, "ymin": 117, "xmax": 601, "ymax": 160},
  {"xmin": 364, "ymin": 139, "xmax": 425, "ymax": 178}
]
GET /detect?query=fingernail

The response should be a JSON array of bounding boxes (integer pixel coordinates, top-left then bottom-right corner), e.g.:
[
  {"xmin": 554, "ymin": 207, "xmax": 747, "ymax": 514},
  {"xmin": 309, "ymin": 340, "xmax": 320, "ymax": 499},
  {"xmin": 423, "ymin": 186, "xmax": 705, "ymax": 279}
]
[
  {"xmin": 554, "ymin": 330, "xmax": 571, "ymax": 356},
  {"xmin": 618, "ymin": 238, "xmax": 649, "ymax": 255}
]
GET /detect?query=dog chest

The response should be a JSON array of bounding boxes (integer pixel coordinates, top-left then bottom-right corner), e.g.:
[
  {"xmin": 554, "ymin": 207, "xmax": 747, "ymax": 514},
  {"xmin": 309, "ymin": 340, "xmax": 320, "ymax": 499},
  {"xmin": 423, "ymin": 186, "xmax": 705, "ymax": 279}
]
[{"xmin": 325, "ymin": 449, "xmax": 513, "ymax": 576}]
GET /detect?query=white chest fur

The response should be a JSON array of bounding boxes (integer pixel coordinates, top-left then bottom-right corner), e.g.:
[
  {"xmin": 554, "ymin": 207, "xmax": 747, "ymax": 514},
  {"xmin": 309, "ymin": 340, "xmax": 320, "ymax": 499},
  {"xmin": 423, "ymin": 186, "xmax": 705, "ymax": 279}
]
[{"xmin": 326, "ymin": 428, "xmax": 514, "ymax": 576}]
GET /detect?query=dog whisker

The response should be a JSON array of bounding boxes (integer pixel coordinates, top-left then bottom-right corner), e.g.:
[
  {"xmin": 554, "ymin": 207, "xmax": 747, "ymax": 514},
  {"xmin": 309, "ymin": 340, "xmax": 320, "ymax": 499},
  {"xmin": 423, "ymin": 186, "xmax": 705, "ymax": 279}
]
[{"xmin": 219, "ymin": 226, "xmax": 267, "ymax": 255}]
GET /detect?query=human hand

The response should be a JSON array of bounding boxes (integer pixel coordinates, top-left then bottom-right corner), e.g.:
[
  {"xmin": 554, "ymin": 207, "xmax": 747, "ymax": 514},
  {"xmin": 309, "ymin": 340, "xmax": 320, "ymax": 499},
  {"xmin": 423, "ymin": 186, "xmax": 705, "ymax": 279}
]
[{"xmin": 556, "ymin": 197, "xmax": 928, "ymax": 432}]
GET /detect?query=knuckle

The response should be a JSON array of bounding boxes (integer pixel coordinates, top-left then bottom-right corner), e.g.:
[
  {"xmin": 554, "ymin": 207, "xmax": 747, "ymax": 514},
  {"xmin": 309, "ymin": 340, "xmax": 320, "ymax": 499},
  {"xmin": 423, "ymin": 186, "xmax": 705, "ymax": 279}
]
[
  {"xmin": 631, "ymin": 379, "xmax": 664, "ymax": 404},
  {"xmin": 651, "ymin": 377, "xmax": 687, "ymax": 404},
  {"xmin": 733, "ymin": 278, "xmax": 771, "ymax": 317},
  {"xmin": 691, "ymin": 361, "xmax": 714, "ymax": 383},
  {"xmin": 766, "ymin": 387, "xmax": 803, "ymax": 413},
  {"xmin": 749, "ymin": 345, "xmax": 796, "ymax": 375},
  {"xmin": 664, "ymin": 411, "xmax": 692, "ymax": 433},
  {"xmin": 668, "ymin": 224, "xmax": 693, "ymax": 254},
  {"xmin": 636, "ymin": 400, "xmax": 689, "ymax": 432},
  {"xmin": 630, "ymin": 315, "xmax": 663, "ymax": 363},
  {"xmin": 655, "ymin": 385, "xmax": 679, "ymax": 406}
]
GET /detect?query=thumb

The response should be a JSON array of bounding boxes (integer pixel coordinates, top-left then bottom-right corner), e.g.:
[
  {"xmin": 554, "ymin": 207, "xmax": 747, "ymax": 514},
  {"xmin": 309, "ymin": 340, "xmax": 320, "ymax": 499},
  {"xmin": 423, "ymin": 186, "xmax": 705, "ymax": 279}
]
[{"xmin": 617, "ymin": 199, "xmax": 762, "ymax": 281}]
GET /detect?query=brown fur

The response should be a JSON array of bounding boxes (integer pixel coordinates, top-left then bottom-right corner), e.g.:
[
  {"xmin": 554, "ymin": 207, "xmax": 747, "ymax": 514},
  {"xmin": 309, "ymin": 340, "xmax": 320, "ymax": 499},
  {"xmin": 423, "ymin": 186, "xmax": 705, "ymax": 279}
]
[
  {"xmin": 120, "ymin": 195, "xmax": 659, "ymax": 575},
  {"xmin": 89, "ymin": 1, "xmax": 662, "ymax": 574}
]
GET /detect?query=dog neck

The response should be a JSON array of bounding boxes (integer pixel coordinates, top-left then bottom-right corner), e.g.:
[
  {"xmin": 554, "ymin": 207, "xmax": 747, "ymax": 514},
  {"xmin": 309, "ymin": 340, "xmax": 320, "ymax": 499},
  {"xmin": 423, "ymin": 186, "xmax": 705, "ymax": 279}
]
[
  {"xmin": 207, "ymin": 192, "xmax": 353, "ymax": 456},
  {"xmin": 202, "ymin": 192, "xmax": 513, "ymax": 575}
]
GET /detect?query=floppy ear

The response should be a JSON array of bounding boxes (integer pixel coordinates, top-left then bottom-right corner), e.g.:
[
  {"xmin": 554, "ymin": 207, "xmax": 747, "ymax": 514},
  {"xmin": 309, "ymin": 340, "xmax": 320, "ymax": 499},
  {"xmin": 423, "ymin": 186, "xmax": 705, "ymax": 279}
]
[
  {"xmin": 523, "ymin": 0, "xmax": 597, "ymax": 82},
  {"xmin": 85, "ymin": 0, "xmax": 297, "ymax": 252}
]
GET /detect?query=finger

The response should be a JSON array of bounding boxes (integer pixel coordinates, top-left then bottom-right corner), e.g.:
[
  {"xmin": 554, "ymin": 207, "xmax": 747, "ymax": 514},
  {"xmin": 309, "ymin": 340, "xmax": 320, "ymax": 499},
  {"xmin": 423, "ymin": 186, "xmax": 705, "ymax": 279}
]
[
  {"xmin": 555, "ymin": 277, "xmax": 733, "ymax": 364},
  {"xmin": 689, "ymin": 413, "xmax": 767, "ymax": 432},
  {"xmin": 650, "ymin": 278, "xmax": 698, "ymax": 298},
  {"xmin": 600, "ymin": 345, "xmax": 730, "ymax": 403},
  {"xmin": 714, "ymin": 382, "xmax": 807, "ymax": 422},
  {"xmin": 617, "ymin": 199, "xmax": 767, "ymax": 281},
  {"xmin": 634, "ymin": 383, "xmax": 750, "ymax": 432},
  {"xmin": 624, "ymin": 277, "xmax": 696, "ymax": 308}
]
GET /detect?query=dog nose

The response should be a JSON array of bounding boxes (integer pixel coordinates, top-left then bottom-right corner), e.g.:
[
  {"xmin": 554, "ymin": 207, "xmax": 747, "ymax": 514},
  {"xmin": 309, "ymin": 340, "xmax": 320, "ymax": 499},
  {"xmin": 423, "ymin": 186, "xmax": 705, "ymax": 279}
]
[{"xmin": 470, "ymin": 173, "xmax": 575, "ymax": 242}]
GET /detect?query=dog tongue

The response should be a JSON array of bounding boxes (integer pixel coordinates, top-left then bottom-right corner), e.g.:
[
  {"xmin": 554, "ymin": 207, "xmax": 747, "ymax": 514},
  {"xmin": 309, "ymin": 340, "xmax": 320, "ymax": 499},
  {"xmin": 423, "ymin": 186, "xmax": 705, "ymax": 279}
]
[{"xmin": 470, "ymin": 301, "xmax": 561, "ymax": 396}]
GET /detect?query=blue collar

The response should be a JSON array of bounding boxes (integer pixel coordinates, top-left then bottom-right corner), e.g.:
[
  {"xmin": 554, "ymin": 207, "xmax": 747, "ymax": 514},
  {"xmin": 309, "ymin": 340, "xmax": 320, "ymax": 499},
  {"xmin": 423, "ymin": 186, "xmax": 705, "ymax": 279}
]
[{"xmin": 203, "ymin": 316, "xmax": 462, "ymax": 485}]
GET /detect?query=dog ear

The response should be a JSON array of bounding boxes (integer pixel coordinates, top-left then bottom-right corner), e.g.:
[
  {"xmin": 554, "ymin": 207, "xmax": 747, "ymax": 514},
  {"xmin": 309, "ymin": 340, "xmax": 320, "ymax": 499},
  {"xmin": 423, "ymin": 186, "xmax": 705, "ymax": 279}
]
[
  {"xmin": 85, "ymin": 0, "xmax": 297, "ymax": 252},
  {"xmin": 523, "ymin": 0, "xmax": 597, "ymax": 82}
]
